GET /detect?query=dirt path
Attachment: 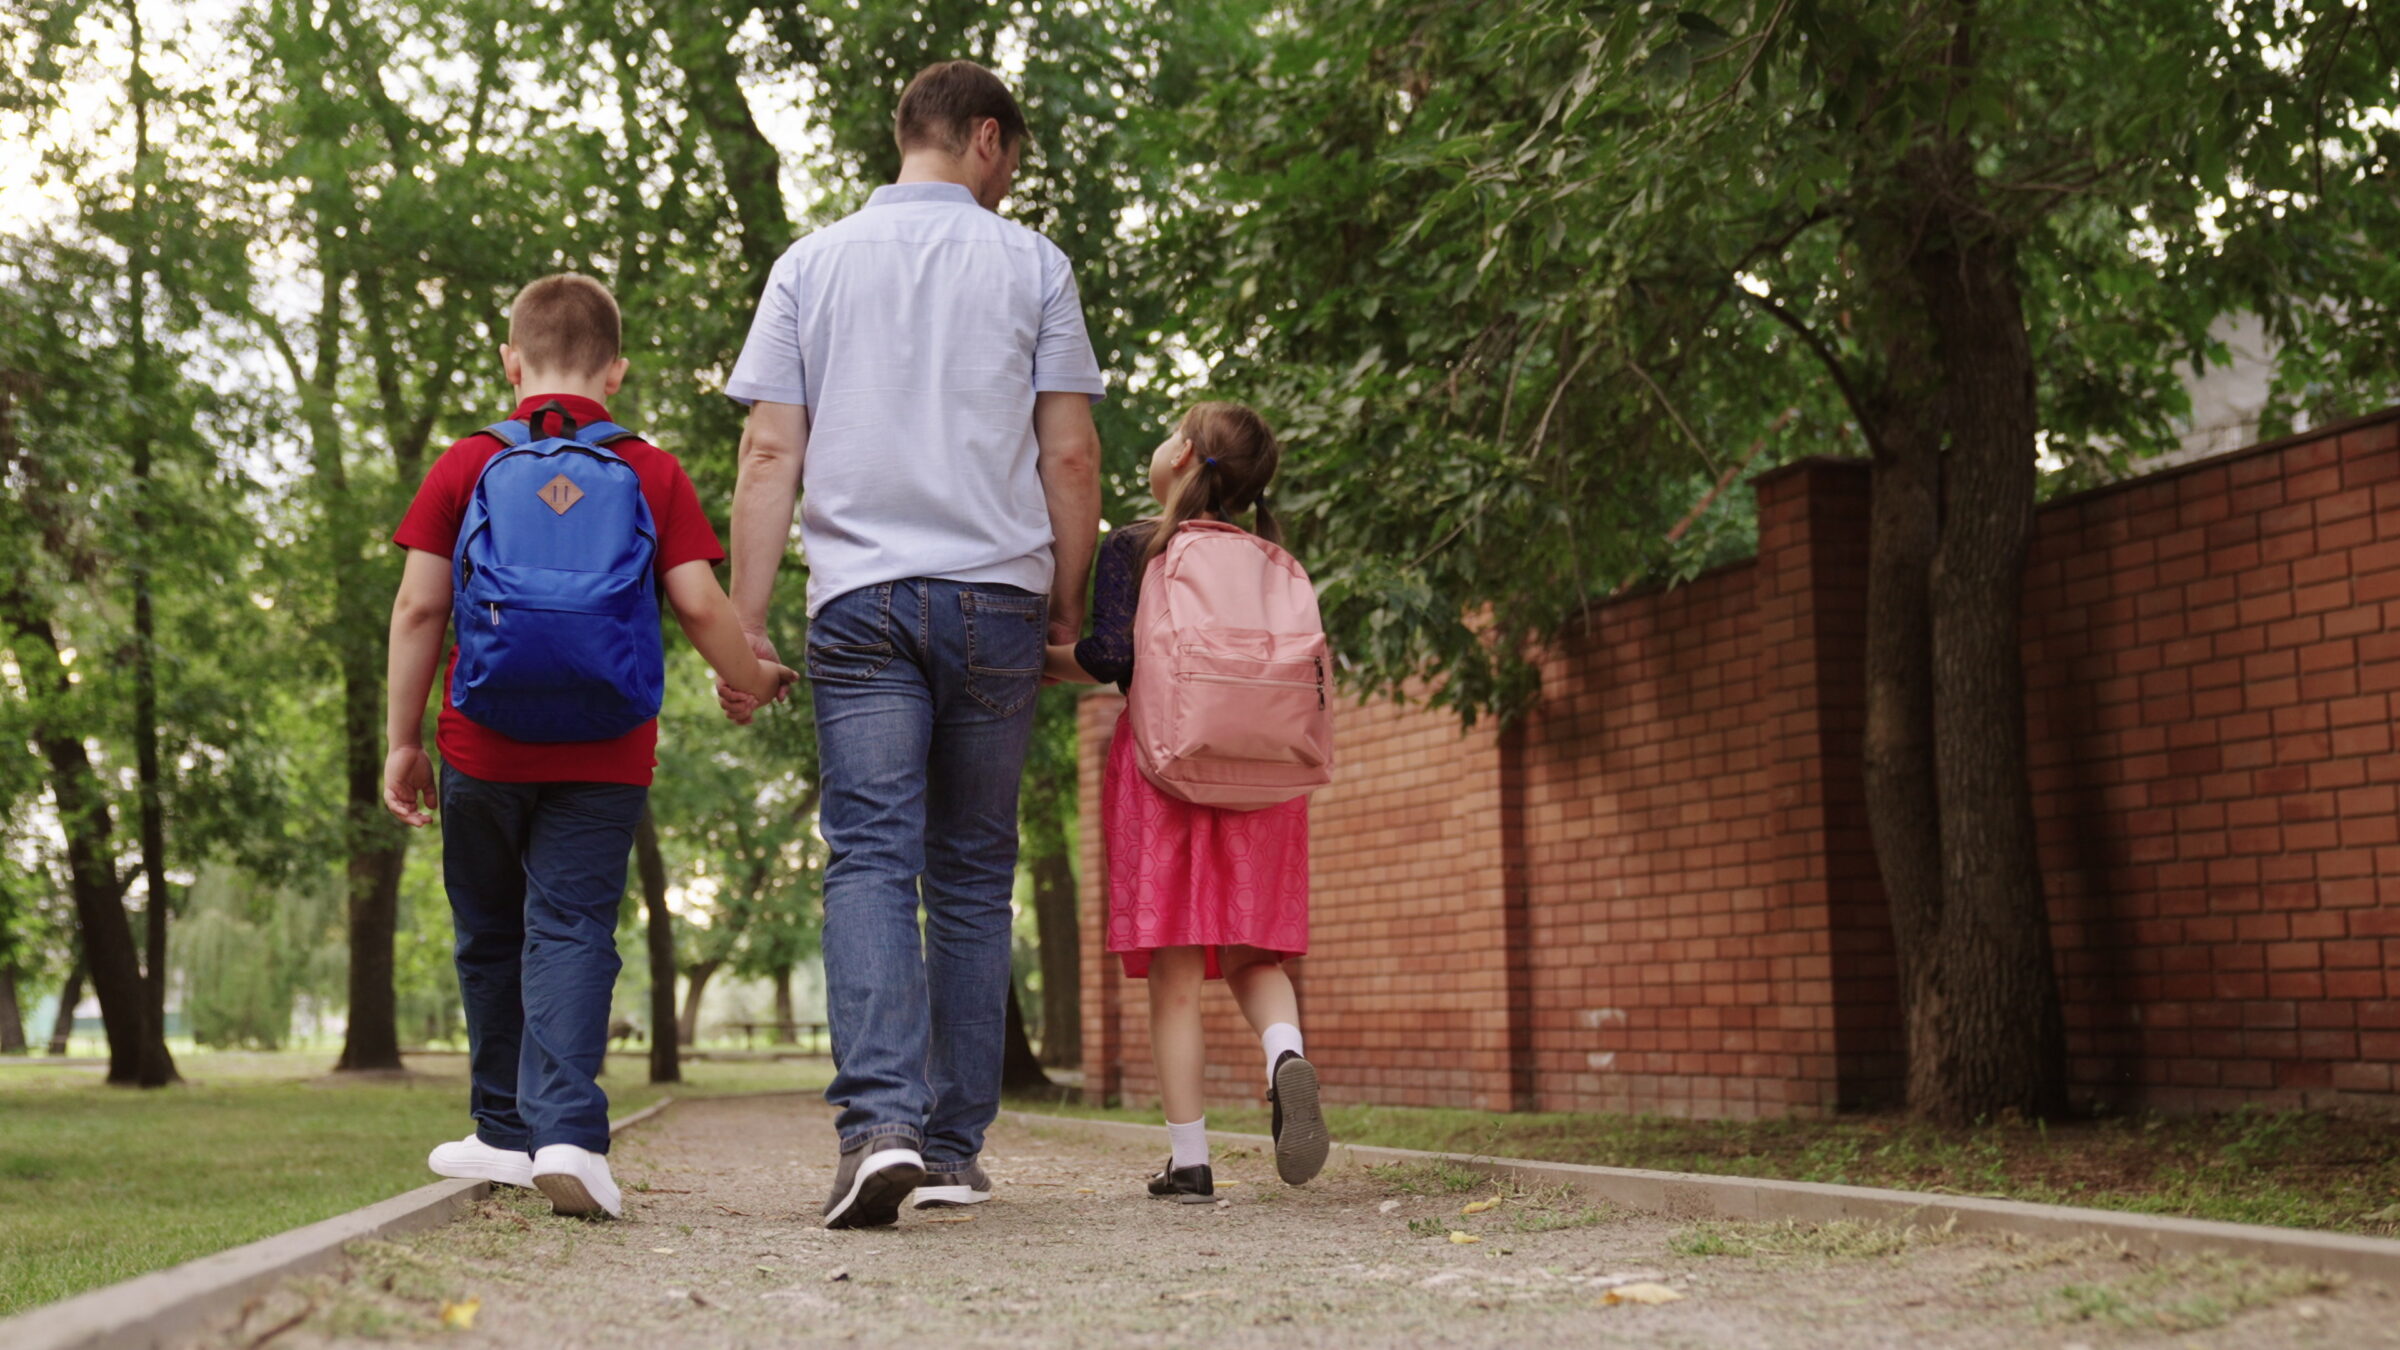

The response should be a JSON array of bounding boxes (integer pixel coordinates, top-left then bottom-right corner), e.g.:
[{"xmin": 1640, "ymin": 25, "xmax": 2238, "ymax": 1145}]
[{"xmin": 204, "ymin": 1094, "xmax": 2397, "ymax": 1349}]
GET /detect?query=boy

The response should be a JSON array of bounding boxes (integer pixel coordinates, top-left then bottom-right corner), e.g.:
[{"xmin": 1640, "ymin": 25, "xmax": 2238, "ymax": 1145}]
[{"xmin": 383, "ymin": 273, "xmax": 792, "ymax": 1218}]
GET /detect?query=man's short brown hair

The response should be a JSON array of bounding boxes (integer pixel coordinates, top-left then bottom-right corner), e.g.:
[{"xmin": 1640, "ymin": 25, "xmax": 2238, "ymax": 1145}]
[
  {"xmin": 507, "ymin": 273, "xmax": 621, "ymax": 376},
  {"xmin": 894, "ymin": 60, "xmax": 1027, "ymax": 156}
]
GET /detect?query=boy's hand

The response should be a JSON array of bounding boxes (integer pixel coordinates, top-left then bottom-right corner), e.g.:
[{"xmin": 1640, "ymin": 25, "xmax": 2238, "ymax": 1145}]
[{"xmin": 383, "ymin": 747, "xmax": 438, "ymax": 827}]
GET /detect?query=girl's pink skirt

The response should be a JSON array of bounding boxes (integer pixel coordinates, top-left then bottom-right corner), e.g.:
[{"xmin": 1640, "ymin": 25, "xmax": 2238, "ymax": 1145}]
[{"xmin": 1103, "ymin": 709, "xmax": 1309, "ymax": 978}]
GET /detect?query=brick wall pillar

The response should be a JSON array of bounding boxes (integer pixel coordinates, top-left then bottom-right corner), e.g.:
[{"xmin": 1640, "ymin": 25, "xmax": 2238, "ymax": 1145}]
[{"xmin": 1751, "ymin": 458, "xmax": 1899, "ymax": 1111}]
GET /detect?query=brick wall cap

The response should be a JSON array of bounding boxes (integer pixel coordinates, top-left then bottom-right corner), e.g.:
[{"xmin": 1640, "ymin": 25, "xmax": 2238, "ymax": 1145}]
[{"xmin": 2040, "ymin": 403, "xmax": 2400, "ymax": 513}]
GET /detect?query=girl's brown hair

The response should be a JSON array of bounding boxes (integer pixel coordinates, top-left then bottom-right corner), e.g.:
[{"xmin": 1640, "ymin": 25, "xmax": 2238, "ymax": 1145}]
[{"xmin": 1141, "ymin": 401, "xmax": 1284, "ymax": 570}]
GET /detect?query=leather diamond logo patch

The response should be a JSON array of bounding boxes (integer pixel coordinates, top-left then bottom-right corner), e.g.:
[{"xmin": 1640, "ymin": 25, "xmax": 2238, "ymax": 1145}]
[{"xmin": 538, "ymin": 474, "xmax": 584, "ymax": 515}]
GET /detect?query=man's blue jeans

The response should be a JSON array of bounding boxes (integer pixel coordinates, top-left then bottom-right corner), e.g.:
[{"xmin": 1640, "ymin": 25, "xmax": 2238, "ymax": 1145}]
[
  {"xmin": 441, "ymin": 766, "xmax": 647, "ymax": 1155},
  {"xmin": 808, "ymin": 578, "xmax": 1044, "ymax": 1172}
]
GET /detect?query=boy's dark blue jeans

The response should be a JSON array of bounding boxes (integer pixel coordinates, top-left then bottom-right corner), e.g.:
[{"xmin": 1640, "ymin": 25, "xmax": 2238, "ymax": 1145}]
[{"xmin": 440, "ymin": 765, "xmax": 646, "ymax": 1156}]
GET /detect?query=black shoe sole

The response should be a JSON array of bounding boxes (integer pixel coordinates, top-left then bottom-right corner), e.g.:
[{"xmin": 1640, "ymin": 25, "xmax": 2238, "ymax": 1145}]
[
  {"xmin": 1272, "ymin": 1055, "xmax": 1328, "ymax": 1186},
  {"xmin": 825, "ymin": 1158, "xmax": 927, "ymax": 1229}
]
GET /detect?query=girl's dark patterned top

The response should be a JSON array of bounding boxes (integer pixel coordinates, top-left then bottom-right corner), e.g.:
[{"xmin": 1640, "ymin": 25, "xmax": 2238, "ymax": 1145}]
[{"xmin": 1073, "ymin": 520, "xmax": 1158, "ymax": 693}]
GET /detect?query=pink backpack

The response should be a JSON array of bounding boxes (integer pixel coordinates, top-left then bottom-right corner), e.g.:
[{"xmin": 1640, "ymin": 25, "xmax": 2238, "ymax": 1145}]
[{"xmin": 1128, "ymin": 520, "xmax": 1335, "ymax": 809}]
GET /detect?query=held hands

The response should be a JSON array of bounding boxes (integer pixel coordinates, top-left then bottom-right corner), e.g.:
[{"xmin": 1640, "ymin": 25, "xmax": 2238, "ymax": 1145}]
[
  {"xmin": 382, "ymin": 746, "xmax": 437, "ymax": 827},
  {"xmin": 718, "ymin": 630, "xmax": 794, "ymax": 725}
]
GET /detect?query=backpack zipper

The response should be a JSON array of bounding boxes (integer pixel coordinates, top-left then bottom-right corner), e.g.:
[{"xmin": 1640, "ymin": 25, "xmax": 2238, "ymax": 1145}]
[{"xmin": 1180, "ymin": 672, "xmax": 1320, "ymax": 692}]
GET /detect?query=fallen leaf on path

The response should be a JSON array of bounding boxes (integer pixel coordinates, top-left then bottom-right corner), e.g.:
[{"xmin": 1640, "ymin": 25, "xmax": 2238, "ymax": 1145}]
[
  {"xmin": 650, "ymin": 1247, "xmax": 677, "ymax": 1255},
  {"xmin": 1217, "ymin": 1179, "xmax": 1241, "ymax": 1186},
  {"xmin": 1460, "ymin": 1198, "xmax": 1501, "ymax": 1215},
  {"xmin": 687, "ymin": 1291, "xmax": 713, "ymax": 1308},
  {"xmin": 1074, "ymin": 1188, "xmax": 1096, "ymax": 1195},
  {"xmin": 1448, "ymin": 1231, "xmax": 1481, "ymax": 1245},
  {"xmin": 438, "ymin": 1297, "xmax": 480, "ymax": 1330},
  {"xmin": 715, "ymin": 1205, "xmax": 749, "ymax": 1216},
  {"xmin": 921, "ymin": 1214, "xmax": 975, "ymax": 1224},
  {"xmin": 827, "ymin": 1269, "xmax": 851, "ymax": 1283},
  {"xmin": 1601, "ymin": 1283, "xmax": 1684, "ymax": 1306},
  {"xmin": 755, "ymin": 1265, "xmax": 777, "ymax": 1275},
  {"xmin": 1378, "ymin": 1199, "xmax": 1402, "ymax": 1214},
  {"xmin": 2365, "ymin": 1203, "xmax": 2400, "ymax": 1224},
  {"xmin": 640, "ymin": 1188, "xmax": 696, "ymax": 1194},
  {"xmin": 1168, "ymin": 1288, "xmax": 1233, "ymax": 1302}
]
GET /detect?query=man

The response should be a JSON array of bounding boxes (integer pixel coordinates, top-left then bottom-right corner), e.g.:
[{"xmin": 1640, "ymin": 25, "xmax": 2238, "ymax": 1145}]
[{"xmin": 721, "ymin": 59, "xmax": 1105, "ymax": 1230}]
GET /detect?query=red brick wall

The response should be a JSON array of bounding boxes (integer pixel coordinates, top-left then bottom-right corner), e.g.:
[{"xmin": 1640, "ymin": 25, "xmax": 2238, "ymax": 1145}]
[
  {"xmin": 1078, "ymin": 408, "xmax": 2400, "ymax": 1118},
  {"xmin": 2028, "ymin": 413, "xmax": 2400, "ymax": 1111}
]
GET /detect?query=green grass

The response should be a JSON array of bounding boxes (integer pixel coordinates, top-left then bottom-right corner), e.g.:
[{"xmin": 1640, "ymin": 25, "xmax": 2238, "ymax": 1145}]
[
  {"xmin": 2051, "ymin": 1251, "xmax": 2341, "ymax": 1332},
  {"xmin": 1030, "ymin": 1096, "xmax": 2400, "ymax": 1236},
  {"xmin": 0, "ymin": 1049, "xmax": 829, "ymax": 1316}
]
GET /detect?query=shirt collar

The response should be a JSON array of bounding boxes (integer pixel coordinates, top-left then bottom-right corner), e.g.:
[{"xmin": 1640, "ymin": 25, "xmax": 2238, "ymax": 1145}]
[
  {"xmin": 509, "ymin": 392, "xmax": 614, "ymax": 427},
  {"xmin": 868, "ymin": 182, "xmax": 980, "ymax": 210}
]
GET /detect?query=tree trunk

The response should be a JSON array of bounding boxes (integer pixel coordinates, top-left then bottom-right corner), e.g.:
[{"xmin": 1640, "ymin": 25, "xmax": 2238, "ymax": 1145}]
[
  {"xmin": 47, "ymin": 953, "xmax": 83, "ymax": 1056},
  {"xmin": 1001, "ymin": 979, "xmax": 1053, "ymax": 1094},
  {"xmin": 1851, "ymin": 127, "xmax": 2065, "ymax": 1124},
  {"xmin": 1, "ymin": 591, "xmax": 168, "ymax": 1084},
  {"xmin": 0, "ymin": 965, "xmax": 26, "ymax": 1054},
  {"xmin": 772, "ymin": 966, "xmax": 796, "ymax": 1044},
  {"xmin": 1030, "ymin": 849, "xmax": 1080, "ymax": 1067},
  {"xmin": 635, "ymin": 808, "xmax": 680, "ymax": 1083},
  {"xmin": 1912, "ymin": 213, "xmax": 2064, "ymax": 1123},
  {"xmin": 678, "ymin": 959, "xmax": 720, "ymax": 1047},
  {"xmin": 124, "ymin": 0, "xmax": 178, "ymax": 1089}
]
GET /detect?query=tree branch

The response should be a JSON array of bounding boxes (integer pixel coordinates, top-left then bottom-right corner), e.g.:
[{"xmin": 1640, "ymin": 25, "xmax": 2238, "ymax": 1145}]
[{"xmin": 1742, "ymin": 288, "xmax": 1883, "ymax": 455}]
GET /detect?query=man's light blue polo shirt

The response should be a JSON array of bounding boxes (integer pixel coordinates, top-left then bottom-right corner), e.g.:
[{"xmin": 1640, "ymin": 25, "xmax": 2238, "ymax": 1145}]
[{"xmin": 725, "ymin": 181, "xmax": 1108, "ymax": 617}]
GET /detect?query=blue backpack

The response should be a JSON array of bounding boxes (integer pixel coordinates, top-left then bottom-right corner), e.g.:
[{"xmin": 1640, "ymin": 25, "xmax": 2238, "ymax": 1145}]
[{"xmin": 449, "ymin": 402, "xmax": 664, "ymax": 743}]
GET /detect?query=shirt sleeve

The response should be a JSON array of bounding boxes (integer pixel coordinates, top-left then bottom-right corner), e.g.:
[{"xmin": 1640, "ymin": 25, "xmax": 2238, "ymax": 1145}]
[
  {"xmin": 1031, "ymin": 241, "xmax": 1107, "ymax": 400},
  {"xmin": 391, "ymin": 441, "xmax": 477, "ymax": 555},
  {"xmin": 1073, "ymin": 525, "xmax": 1147, "ymax": 688},
  {"xmin": 725, "ymin": 249, "xmax": 811, "ymax": 408},
  {"xmin": 651, "ymin": 459, "xmax": 727, "ymax": 573}
]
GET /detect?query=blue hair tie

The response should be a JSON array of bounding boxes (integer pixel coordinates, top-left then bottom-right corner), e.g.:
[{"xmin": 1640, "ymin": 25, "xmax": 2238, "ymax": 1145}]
[{"xmin": 1204, "ymin": 456, "xmax": 1217, "ymax": 467}]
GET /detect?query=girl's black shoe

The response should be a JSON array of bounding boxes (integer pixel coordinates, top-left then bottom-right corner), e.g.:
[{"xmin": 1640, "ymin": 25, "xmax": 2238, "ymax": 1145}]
[
  {"xmin": 1148, "ymin": 1160, "xmax": 1216, "ymax": 1203},
  {"xmin": 1269, "ymin": 1050, "xmax": 1329, "ymax": 1185}
]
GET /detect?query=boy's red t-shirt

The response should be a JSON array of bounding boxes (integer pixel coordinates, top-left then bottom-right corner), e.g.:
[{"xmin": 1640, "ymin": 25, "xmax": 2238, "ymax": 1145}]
[{"xmin": 393, "ymin": 393, "xmax": 726, "ymax": 787}]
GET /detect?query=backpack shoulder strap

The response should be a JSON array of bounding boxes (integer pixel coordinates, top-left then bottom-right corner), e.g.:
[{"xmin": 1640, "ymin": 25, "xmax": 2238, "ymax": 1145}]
[
  {"xmin": 576, "ymin": 421, "xmax": 636, "ymax": 447},
  {"xmin": 483, "ymin": 420, "xmax": 530, "ymax": 447}
]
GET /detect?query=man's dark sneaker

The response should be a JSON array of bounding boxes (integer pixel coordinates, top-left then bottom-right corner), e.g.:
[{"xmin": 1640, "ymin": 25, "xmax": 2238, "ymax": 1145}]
[
  {"xmin": 912, "ymin": 1159, "xmax": 993, "ymax": 1209},
  {"xmin": 822, "ymin": 1139, "xmax": 927, "ymax": 1229},
  {"xmin": 1147, "ymin": 1160, "xmax": 1216, "ymax": 1204},
  {"xmin": 1269, "ymin": 1050, "xmax": 1328, "ymax": 1186}
]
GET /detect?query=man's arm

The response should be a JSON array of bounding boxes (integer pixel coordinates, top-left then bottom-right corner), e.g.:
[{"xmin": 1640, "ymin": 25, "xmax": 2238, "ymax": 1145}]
[
  {"xmin": 1034, "ymin": 390, "xmax": 1102, "ymax": 645},
  {"xmin": 382, "ymin": 549, "xmax": 453, "ymax": 827},
  {"xmin": 727, "ymin": 399, "xmax": 810, "ymax": 641}
]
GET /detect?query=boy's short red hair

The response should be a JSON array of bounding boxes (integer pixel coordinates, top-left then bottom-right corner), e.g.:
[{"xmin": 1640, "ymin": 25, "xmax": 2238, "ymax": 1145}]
[{"xmin": 508, "ymin": 273, "xmax": 621, "ymax": 377}]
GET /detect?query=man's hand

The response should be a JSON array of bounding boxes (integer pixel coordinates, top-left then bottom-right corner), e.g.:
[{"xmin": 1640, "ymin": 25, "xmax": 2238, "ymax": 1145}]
[
  {"xmin": 1047, "ymin": 593, "xmax": 1083, "ymax": 648},
  {"xmin": 718, "ymin": 630, "xmax": 785, "ymax": 725},
  {"xmin": 383, "ymin": 746, "xmax": 437, "ymax": 827}
]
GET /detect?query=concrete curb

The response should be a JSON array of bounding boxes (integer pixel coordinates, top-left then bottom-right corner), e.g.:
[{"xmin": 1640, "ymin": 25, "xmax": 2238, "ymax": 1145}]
[
  {"xmin": 1004, "ymin": 1109, "xmax": 2400, "ymax": 1283},
  {"xmin": 1, "ymin": 1096, "xmax": 678, "ymax": 1350}
]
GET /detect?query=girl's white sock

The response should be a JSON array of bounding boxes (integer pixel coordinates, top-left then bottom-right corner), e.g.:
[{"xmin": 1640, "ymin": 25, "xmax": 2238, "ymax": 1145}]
[
  {"xmin": 1262, "ymin": 1022, "xmax": 1305, "ymax": 1081},
  {"xmin": 1167, "ymin": 1116, "xmax": 1209, "ymax": 1170}
]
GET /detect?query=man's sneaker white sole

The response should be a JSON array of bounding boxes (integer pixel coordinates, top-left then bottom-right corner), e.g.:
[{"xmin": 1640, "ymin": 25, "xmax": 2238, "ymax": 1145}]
[
  {"xmin": 911, "ymin": 1182, "xmax": 992, "ymax": 1208},
  {"xmin": 825, "ymin": 1148, "xmax": 927, "ymax": 1229}
]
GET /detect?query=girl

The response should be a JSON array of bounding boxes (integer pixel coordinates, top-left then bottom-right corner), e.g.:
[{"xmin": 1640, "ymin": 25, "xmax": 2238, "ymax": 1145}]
[{"xmin": 1045, "ymin": 401, "xmax": 1327, "ymax": 1203}]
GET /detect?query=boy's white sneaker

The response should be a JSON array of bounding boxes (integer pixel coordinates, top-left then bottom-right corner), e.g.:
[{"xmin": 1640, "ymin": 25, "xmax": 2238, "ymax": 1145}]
[
  {"xmin": 531, "ymin": 1144, "xmax": 623, "ymax": 1218},
  {"xmin": 428, "ymin": 1134, "xmax": 534, "ymax": 1189}
]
